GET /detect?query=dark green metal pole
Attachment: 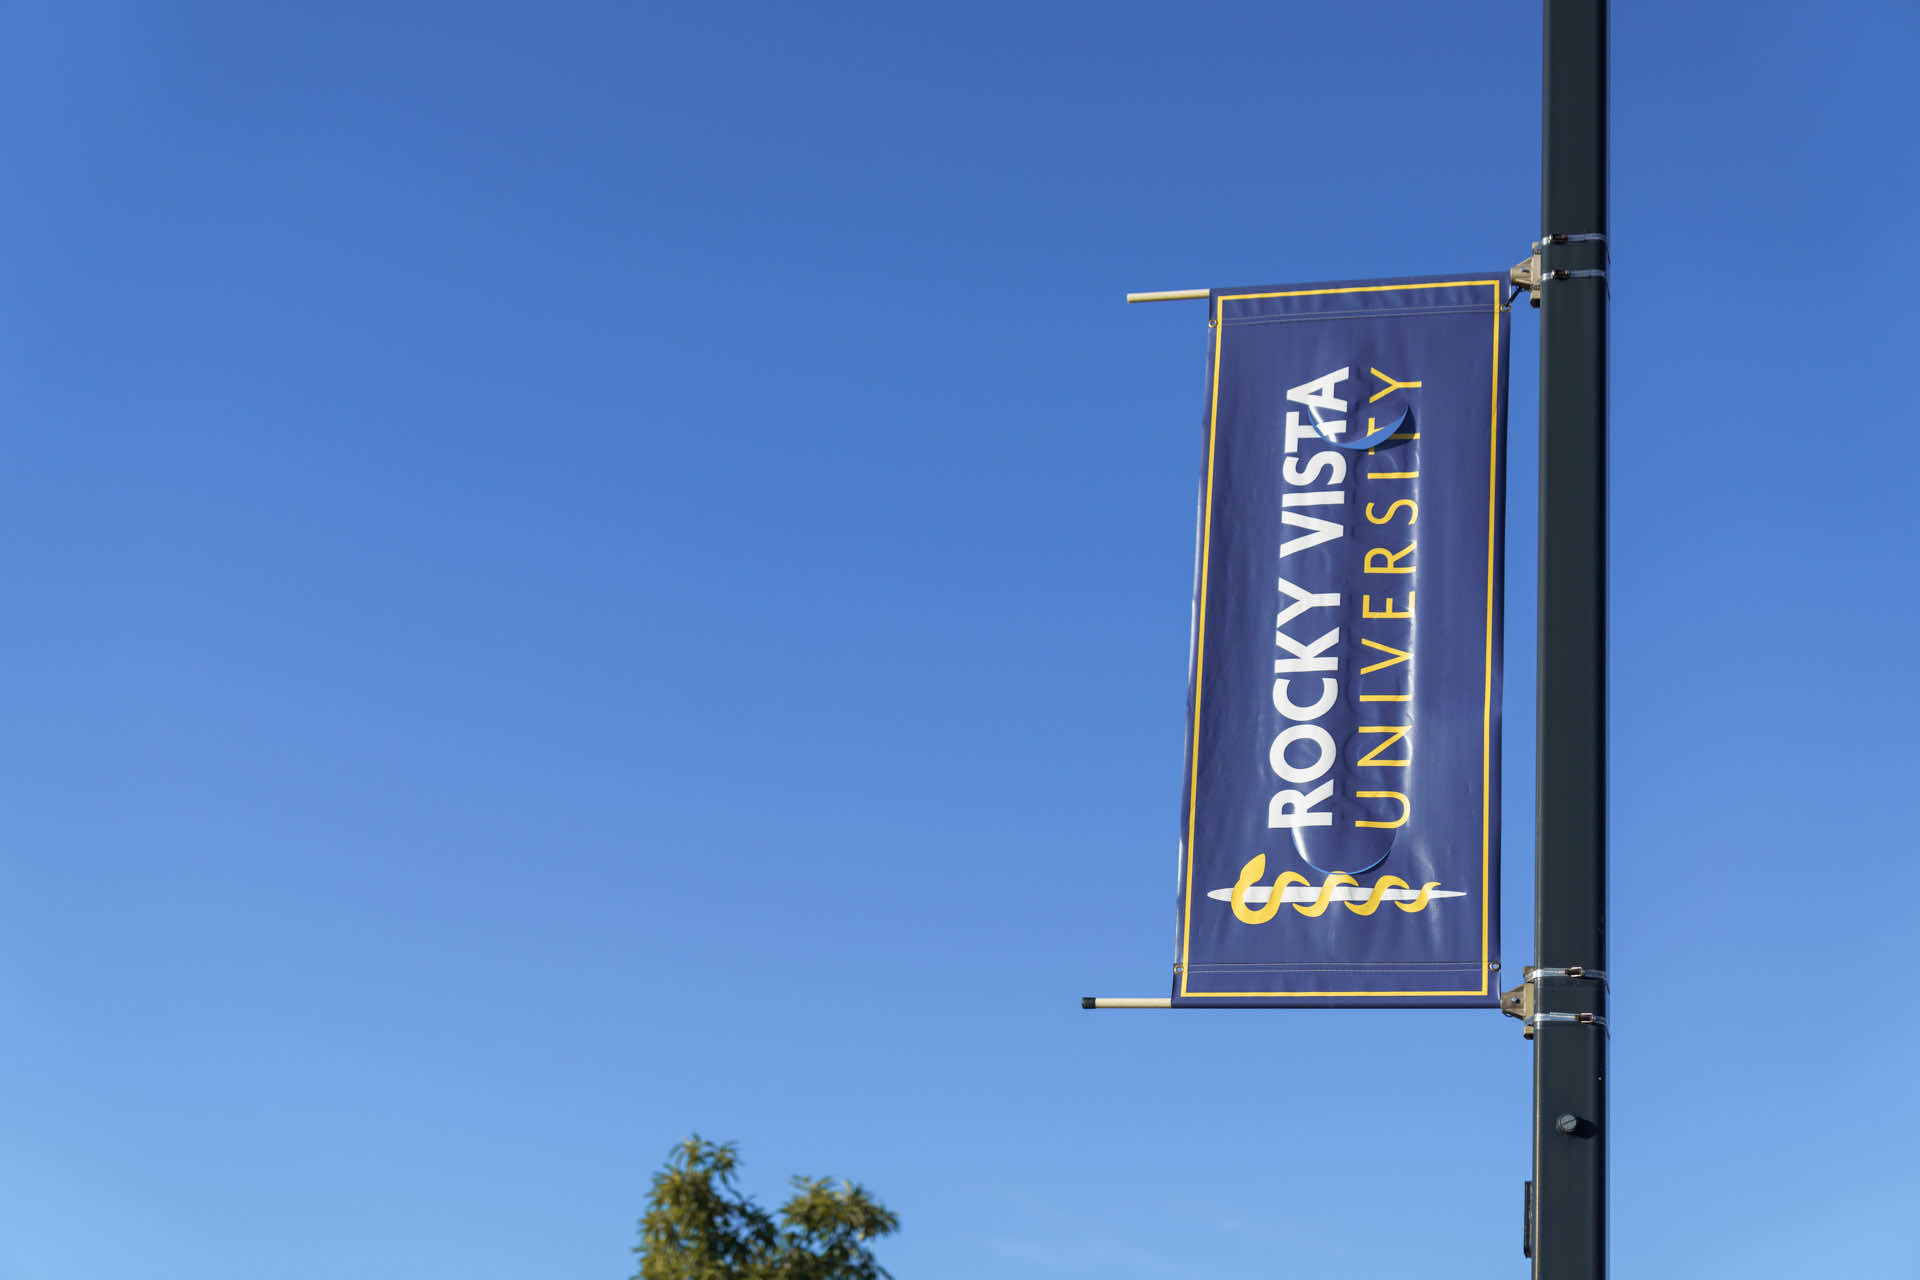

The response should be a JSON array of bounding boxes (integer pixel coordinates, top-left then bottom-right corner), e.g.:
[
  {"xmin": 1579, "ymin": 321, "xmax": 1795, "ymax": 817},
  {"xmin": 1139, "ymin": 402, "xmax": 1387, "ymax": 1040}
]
[{"xmin": 1533, "ymin": 1, "xmax": 1608, "ymax": 1277}]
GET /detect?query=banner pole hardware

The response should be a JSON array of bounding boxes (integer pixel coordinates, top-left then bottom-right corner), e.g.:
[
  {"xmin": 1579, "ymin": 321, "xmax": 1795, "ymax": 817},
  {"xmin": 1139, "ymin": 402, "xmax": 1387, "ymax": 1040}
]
[
  {"xmin": 1500, "ymin": 980, "xmax": 1538, "ymax": 1035},
  {"xmin": 1526, "ymin": 1012, "xmax": 1608, "ymax": 1033},
  {"xmin": 1510, "ymin": 242, "xmax": 1544, "ymax": 307},
  {"xmin": 1525, "ymin": 966, "xmax": 1607, "ymax": 986},
  {"xmin": 1124, "ymin": 289, "xmax": 1210, "ymax": 303},
  {"xmin": 1080, "ymin": 997, "xmax": 1173, "ymax": 1009},
  {"xmin": 1503, "ymin": 969, "xmax": 1608, "ymax": 1040},
  {"xmin": 1513, "ymin": 232, "xmax": 1611, "ymax": 308}
]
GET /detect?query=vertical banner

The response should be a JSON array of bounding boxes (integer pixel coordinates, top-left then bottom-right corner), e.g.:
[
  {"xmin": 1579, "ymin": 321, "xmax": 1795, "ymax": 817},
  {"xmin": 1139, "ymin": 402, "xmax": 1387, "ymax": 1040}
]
[{"xmin": 1173, "ymin": 275, "xmax": 1509, "ymax": 1007}]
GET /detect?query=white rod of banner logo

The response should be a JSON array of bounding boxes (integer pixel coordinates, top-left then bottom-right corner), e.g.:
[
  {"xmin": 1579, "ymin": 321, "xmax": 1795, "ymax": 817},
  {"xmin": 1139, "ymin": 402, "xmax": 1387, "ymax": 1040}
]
[
  {"xmin": 1125, "ymin": 289, "xmax": 1209, "ymax": 303},
  {"xmin": 1080, "ymin": 997, "xmax": 1174, "ymax": 1009}
]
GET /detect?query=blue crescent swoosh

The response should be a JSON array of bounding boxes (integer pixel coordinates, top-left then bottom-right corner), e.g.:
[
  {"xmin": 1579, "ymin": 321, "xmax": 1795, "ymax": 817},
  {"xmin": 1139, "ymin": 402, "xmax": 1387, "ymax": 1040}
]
[
  {"xmin": 1307, "ymin": 405, "xmax": 1410, "ymax": 452},
  {"xmin": 1292, "ymin": 824, "xmax": 1394, "ymax": 878}
]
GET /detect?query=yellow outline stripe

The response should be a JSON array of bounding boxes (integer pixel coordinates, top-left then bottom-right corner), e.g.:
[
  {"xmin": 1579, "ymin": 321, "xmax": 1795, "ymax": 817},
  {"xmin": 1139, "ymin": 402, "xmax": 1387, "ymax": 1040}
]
[
  {"xmin": 1481, "ymin": 282, "xmax": 1500, "ymax": 983},
  {"xmin": 1224, "ymin": 280, "xmax": 1499, "ymax": 301},
  {"xmin": 1179, "ymin": 280, "xmax": 1502, "ymax": 999},
  {"xmin": 1179, "ymin": 298, "xmax": 1226, "ymax": 977}
]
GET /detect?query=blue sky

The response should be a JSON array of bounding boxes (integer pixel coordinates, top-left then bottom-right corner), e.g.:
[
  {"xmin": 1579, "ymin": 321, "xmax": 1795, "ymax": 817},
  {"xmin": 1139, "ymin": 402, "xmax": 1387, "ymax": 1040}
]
[{"xmin": 3, "ymin": 2, "xmax": 1915, "ymax": 1277}]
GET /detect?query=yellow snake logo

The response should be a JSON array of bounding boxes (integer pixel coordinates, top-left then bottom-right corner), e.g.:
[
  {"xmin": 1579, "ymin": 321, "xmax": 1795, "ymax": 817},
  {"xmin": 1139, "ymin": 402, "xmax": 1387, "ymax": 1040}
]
[{"xmin": 1229, "ymin": 853, "xmax": 1441, "ymax": 923}]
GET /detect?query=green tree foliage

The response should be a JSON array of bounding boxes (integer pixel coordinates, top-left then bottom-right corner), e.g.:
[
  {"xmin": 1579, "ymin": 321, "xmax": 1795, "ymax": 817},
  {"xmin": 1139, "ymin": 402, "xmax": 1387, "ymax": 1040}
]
[{"xmin": 636, "ymin": 1137, "xmax": 899, "ymax": 1280}]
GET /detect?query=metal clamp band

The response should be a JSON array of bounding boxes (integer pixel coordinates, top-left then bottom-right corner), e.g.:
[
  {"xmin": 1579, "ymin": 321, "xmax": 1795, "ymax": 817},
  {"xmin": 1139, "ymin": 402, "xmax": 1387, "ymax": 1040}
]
[
  {"xmin": 1525, "ymin": 1011, "xmax": 1608, "ymax": 1032},
  {"xmin": 1540, "ymin": 231, "xmax": 1608, "ymax": 292},
  {"xmin": 1541, "ymin": 266, "xmax": 1610, "ymax": 298},
  {"xmin": 1524, "ymin": 966, "xmax": 1608, "ymax": 986}
]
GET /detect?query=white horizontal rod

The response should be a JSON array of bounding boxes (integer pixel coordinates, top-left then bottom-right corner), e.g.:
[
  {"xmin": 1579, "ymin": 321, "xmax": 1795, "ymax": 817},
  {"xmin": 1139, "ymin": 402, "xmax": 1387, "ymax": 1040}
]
[
  {"xmin": 1125, "ymin": 289, "xmax": 1209, "ymax": 303},
  {"xmin": 1081, "ymin": 996, "xmax": 1174, "ymax": 1009}
]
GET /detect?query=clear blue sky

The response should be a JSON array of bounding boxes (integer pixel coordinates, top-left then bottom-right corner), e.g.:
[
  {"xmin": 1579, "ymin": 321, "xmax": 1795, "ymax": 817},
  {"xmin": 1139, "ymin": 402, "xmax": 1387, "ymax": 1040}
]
[{"xmin": 3, "ymin": 3, "xmax": 1915, "ymax": 1277}]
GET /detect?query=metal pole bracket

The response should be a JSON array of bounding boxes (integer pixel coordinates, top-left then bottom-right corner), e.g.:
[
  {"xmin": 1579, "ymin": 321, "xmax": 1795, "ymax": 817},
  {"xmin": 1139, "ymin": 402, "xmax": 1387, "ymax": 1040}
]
[
  {"xmin": 1502, "ymin": 967, "xmax": 1607, "ymax": 1039},
  {"xmin": 1510, "ymin": 241, "xmax": 1544, "ymax": 308},
  {"xmin": 1499, "ymin": 979, "xmax": 1538, "ymax": 1037}
]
